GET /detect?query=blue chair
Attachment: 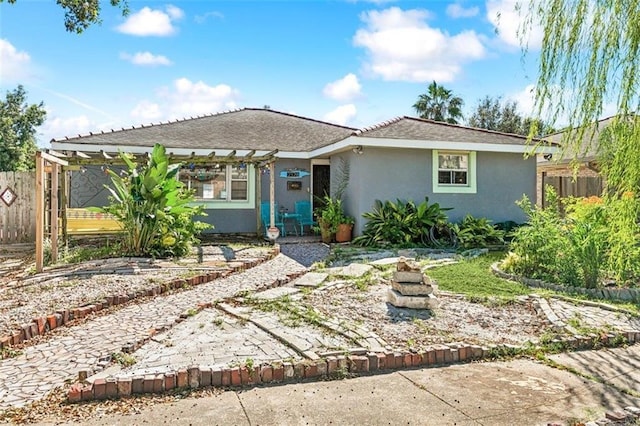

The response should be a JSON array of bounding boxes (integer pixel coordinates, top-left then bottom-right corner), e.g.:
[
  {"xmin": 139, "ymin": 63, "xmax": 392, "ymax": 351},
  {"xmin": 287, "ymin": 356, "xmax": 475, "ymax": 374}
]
[
  {"xmin": 261, "ymin": 201, "xmax": 285, "ymax": 237},
  {"xmin": 295, "ymin": 200, "xmax": 316, "ymax": 235}
]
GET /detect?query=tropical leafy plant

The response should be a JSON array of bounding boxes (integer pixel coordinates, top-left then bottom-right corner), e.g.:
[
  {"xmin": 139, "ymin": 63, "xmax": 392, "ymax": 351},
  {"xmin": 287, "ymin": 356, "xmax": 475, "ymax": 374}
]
[
  {"xmin": 451, "ymin": 215, "xmax": 505, "ymax": 249},
  {"xmin": 92, "ymin": 143, "xmax": 210, "ymax": 257},
  {"xmin": 353, "ymin": 197, "xmax": 451, "ymax": 247}
]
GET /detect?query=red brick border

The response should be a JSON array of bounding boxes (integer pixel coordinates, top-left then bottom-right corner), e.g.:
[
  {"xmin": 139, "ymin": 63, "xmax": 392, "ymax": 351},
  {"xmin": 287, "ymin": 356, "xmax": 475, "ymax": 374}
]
[
  {"xmin": 67, "ymin": 332, "xmax": 640, "ymax": 403},
  {"xmin": 0, "ymin": 246, "xmax": 281, "ymax": 351}
]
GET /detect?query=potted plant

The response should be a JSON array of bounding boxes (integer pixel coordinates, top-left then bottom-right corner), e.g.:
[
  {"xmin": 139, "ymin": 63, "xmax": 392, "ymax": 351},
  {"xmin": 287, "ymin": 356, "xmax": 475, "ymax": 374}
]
[
  {"xmin": 314, "ymin": 158, "xmax": 355, "ymax": 243},
  {"xmin": 315, "ymin": 195, "xmax": 355, "ymax": 243},
  {"xmin": 335, "ymin": 215, "xmax": 355, "ymax": 243}
]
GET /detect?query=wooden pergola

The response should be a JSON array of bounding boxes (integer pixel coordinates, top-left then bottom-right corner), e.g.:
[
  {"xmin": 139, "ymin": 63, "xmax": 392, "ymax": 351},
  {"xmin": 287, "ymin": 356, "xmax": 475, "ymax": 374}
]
[{"xmin": 35, "ymin": 147, "xmax": 279, "ymax": 273}]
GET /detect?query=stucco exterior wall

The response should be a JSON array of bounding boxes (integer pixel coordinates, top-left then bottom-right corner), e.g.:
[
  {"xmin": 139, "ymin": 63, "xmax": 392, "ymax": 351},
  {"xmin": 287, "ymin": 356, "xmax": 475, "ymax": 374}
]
[
  {"xmin": 335, "ymin": 147, "xmax": 534, "ymax": 235},
  {"xmin": 260, "ymin": 159, "xmax": 313, "ymax": 213}
]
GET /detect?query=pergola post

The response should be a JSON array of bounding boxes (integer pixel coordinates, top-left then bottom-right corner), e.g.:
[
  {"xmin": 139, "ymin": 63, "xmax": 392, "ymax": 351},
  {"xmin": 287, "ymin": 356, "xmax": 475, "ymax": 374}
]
[
  {"xmin": 265, "ymin": 160, "xmax": 280, "ymax": 240},
  {"xmin": 35, "ymin": 152, "xmax": 45, "ymax": 273},
  {"xmin": 35, "ymin": 151, "xmax": 68, "ymax": 273}
]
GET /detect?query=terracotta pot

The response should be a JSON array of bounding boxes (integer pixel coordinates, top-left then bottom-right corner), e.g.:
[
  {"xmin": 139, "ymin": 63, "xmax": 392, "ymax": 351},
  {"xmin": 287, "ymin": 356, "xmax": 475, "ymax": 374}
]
[{"xmin": 335, "ymin": 223, "xmax": 353, "ymax": 243}]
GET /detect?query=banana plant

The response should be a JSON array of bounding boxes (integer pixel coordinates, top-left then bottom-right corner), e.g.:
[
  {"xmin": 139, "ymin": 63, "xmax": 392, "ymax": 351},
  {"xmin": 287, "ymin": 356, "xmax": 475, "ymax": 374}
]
[{"xmin": 92, "ymin": 143, "xmax": 210, "ymax": 257}]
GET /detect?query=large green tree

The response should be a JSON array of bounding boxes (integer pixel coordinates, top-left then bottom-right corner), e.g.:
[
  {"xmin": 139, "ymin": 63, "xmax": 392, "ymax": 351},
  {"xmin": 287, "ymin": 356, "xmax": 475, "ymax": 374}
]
[
  {"xmin": 0, "ymin": 0, "xmax": 129, "ymax": 33},
  {"xmin": 523, "ymin": 0, "xmax": 639, "ymax": 167},
  {"xmin": 0, "ymin": 86, "xmax": 46, "ymax": 172},
  {"xmin": 412, "ymin": 81, "xmax": 464, "ymax": 124},
  {"xmin": 467, "ymin": 95, "xmax": 554, "ymax": 136},
  {"xmin": 521, "ymin": 0, "xmax": 640, "ymax": 282}
]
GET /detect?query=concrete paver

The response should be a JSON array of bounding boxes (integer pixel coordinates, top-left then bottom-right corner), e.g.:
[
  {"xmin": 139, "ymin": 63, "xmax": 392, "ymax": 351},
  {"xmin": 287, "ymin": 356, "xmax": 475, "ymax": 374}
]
[
  {"xmin": 549, "ymin": 345, "xmax": 640, "ymax": 393},
  {"xmin": 114, "ymin": 309, "xmax": 302, "ymax": 377},
  {"xmin": 34, "ymin": 355, "xmax": 640, "ymax": 426},
  {"xmin": 0, "ymin": 254, "xmax": 306, "ymax": 409},
  {"xmin": 4, "ymin": 244, "xmax": 640, "ymax": 425}
]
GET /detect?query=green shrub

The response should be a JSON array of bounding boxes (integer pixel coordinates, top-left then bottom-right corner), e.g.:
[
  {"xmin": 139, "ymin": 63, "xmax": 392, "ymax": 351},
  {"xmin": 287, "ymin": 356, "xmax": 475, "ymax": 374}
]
[
  {"xmin": 353, "ymin": 197, "xmax": 451, "ymax": 247},
  {"xmin": 508, "ymin": 188, "xmax": 579, "ymax": 285},
  {"xmin": 605, "ymin": 193, "xmax": 640, "ymax": 284},
  {"xmin": 451, "ymin": 215, "xmax": 505, "ymax": 249},
  {"xmin": 92, "ymin": 143, "xmax": 211, "ymax": 258},
  {"xmin": 564, "ymin": 196, "xmax": 608, "ymax": 288}
]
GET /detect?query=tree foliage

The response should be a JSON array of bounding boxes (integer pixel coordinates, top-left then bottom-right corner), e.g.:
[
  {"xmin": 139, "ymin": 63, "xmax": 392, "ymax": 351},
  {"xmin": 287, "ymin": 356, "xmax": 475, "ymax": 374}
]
[
  {"xmin": 468, "ymin": 96, "xmax": 554, "ymax": 136},
  {"xmin": 523, "ymin": 0, "xmax": 640, "ymax": 158},
  {"xmin": 0, "ymin": 0, "xmax": 129, "ymax": 33},
  {"xmin": 518, "ymin": 0, "xmax": 640, "ymax": 284},
  {"xmin": 412, "ymin": 81, "xmax": 464, "ymax": 124},
  {"xmin": 0, "ymin": 86, "xmax": 46, "ymax": 172}
]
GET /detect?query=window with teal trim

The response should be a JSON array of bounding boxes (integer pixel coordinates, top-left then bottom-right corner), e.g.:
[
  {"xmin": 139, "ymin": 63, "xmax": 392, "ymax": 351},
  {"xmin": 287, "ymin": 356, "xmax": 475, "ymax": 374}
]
[{"xmin": 179, "ymin": 164, "xmax": 248, "ymax": 201}]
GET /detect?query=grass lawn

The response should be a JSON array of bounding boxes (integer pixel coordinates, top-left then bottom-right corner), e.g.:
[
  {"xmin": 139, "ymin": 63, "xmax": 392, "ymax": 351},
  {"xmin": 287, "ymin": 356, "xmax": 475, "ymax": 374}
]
[
  {"xmin": 427, "ymin": 251, "xmax": 640, "ymax": 314},
  {"xmin": 427, "ymin": 251, "xmax": 530, "ymax": 300}
]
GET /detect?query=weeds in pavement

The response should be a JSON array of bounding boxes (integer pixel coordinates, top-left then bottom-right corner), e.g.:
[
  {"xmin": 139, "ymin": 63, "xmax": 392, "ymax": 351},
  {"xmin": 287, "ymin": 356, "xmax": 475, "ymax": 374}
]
[{"xmin": 111, "ymin": 352, "xmax": 136, "ymax": 367}]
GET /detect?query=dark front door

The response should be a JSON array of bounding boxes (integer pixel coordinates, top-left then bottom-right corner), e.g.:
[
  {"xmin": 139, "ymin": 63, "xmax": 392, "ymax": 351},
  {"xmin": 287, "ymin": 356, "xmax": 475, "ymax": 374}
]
[{"xmin": 312, "ymin": 164, "xmax": 330, "ymax": 213}]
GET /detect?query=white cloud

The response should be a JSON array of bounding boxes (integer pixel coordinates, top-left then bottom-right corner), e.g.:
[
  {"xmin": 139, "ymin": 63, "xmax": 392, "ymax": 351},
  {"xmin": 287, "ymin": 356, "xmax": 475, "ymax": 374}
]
[
  {"xmin": 323, "ymin": 73, "xmax": 362, "ymax": 102},
  {"xmin": 195, "ymin": 11, "xmax": 224, "ymax": 24},
  {"xmin": 323, "ymin": 104, "xmax": 357, "ymax": 126},
  {"xmin": 120, "ymin": 51, "xmax": 172, "ymax": 66},
  {"xmin": 116, "ymin": 5, "xmax": 184, "ymax": 36},
  {"xmin": 131, "ymin": 100, "xmax": 163, "ymax": 121},
  {"xmin": 0, "ymin": 39, "xmax": 31, "ymax": 82},
  {"xmin": 41, "ymin": 114, "xmax": 93, "ymax": 143},
  {"xmin": 486, "ymin": 0, "xmax": 543, "ymax": 49},
  {"xmin": 165, "ymin": 5, "xmax": 184, "ymax": 20},
  {"xmin": 353, "ymin": 7, "xmax": 486, "ymax": 83},
  {"xmin": 130, "ymin": 78, "xmax": 241, "ymax": 122},
  {"xmin": 446, "ymin": 3, "xmax": 479, "ymax": 18}
]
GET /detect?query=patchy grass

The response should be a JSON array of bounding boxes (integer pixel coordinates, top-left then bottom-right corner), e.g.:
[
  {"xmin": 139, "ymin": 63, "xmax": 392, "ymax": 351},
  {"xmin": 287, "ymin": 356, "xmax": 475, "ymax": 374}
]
[
  {"xmin": 428, "ymin": 251, "xmax": 640, "ymax": 315},
  {"xmin": 427, "ymin": 252, "xmax": 530, "ymax": 300}
]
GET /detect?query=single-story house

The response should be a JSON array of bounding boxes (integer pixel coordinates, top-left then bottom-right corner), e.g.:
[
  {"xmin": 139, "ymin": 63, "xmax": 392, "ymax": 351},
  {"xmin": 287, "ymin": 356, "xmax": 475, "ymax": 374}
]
[
  {"xmin": 537, "ymin": 116, "xmax": 612, "ymax": 206},
  {"xmin": 50, "ymin": 108, "xmax": 556, "ymax": 236}
]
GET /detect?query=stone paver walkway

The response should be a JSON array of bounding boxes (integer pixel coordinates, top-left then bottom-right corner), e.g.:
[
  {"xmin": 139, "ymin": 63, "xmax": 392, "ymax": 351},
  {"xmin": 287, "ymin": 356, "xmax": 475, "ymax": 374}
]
[
  {"xmin": 3, "ymin": 244, "xmax": 640, "ymax": 415},
  {"xmin": 0, "ymin": 253, "xmax": 306, "ymax": 409},
  {"xmin": 549, "ymin": 298, "xmax": 640, "ymax": 333},
  {"xmin": 113, "ymin": 309, "xmax": 302, "ymax": 377}
]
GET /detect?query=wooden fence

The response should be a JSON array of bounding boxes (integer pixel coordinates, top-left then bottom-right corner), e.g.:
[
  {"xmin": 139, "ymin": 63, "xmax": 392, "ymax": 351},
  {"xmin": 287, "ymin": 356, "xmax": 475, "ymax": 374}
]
[
  {"xmin": 542, "ymin": 175, "xmax": 603, "ymax": 207},
  {"xmin": 0, "ymin": 171, "xmax": 36, "ymax": 244}
]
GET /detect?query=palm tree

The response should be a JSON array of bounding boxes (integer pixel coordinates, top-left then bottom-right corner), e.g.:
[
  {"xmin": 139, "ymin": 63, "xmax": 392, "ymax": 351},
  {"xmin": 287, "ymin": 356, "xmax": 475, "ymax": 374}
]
[{"xmin": 413, "ymin": 81, "xmax": 464, "ymax": 124}]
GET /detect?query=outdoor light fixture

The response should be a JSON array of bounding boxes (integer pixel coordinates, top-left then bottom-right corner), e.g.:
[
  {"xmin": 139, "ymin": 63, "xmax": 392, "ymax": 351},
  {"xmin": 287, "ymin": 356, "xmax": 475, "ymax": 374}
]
[
  {"xmin": 352, "ymin": 145, "xmax": 364, "ymax": 155},
  {"xmin": 543, "ymin": 153, "xmax": 553, "ymax": 160}
]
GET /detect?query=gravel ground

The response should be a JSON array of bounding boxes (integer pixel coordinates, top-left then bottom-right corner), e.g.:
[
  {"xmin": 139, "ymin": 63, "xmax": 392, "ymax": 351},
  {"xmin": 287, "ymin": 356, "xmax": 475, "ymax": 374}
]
[
  {"xmin": 0, "ymin": 244, "xmax": 272, "ymax": 338},
  {"xmin": 0, "ymin": 241, "xmax": 548, "ymax": 347},
  {"xmin": 308, "ymin": 283, "xmax": 549, "ymax": 348}
]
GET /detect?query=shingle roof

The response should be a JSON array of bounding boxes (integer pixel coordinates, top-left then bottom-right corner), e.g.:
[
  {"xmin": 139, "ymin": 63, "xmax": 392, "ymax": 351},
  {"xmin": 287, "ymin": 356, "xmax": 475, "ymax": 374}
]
[
  {"xmin": 355, "ymin": 116, "xmax": 536, "ymax": 145},
  {"xmin": 51, "ymin": 108, "xmax": 357, "ymax": 152},
  {"xmin": 542, "ymin": 115, "xmax": 616, "ymax": 163}
]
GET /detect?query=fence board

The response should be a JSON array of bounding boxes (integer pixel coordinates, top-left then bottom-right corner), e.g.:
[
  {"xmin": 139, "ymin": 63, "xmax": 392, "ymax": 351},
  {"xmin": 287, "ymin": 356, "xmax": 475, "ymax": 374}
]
[{"xmin": 0, "ymin": 171, "xmax": 36, "ymax": 243}]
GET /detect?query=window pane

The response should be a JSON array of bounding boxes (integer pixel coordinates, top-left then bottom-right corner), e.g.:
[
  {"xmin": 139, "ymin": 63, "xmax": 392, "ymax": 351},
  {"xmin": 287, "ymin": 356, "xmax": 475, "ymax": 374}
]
[
  {"xmin": 231, "ymin": 165, "xmax": 248, "ymax": 180},
  {"xmin": 453, "ymin": 171, "xmax": 467, "ymax": 184},
  {"xmin": 212, "ymin": 167, "xmax": 227, "ymax": 199},
  {"xmin": 438, "ymin": 170, "xmax": 452, "ymax": 184},
  {"xmin": 438, "ymin": 154, "xmax": 467, "ymax": 170},
  {"xmin": 231, "ymin": 181, "xmax": 248, "ymax": 200}
]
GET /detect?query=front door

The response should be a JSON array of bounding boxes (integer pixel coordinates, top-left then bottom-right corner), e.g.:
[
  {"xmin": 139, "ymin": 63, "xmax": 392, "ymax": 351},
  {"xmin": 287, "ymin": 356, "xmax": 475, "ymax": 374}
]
[{"xmin": 312, "ymin": 164, "xmax": 330, "ymax": 213}]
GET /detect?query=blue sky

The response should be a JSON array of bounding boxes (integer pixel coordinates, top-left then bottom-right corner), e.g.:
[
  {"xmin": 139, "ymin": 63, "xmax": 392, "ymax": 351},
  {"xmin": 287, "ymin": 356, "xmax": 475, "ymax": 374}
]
[{"xmin": 1, "ymin": 0, "xmax": 547, "ymax": 146}]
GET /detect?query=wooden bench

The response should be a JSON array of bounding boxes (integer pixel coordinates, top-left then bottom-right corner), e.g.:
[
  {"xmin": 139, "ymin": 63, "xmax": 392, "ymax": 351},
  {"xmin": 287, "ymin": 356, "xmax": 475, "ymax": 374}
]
[{"xmin": 62, "ymin": 208, "xmax": 124, "ymax": 235}]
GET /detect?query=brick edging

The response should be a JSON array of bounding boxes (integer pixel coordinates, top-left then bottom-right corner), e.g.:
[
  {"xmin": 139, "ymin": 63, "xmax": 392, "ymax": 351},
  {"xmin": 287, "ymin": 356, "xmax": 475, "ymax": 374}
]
[
  {"xmin": 68, "ymin": 333, "xmax": 640, "ymax": 403},
  {"xmin": 491, "ymin": 262, "xmax": 640, "ymax": 305},
  {"xmin": 0, "ymin": 245, "xmax": 282, "ymax": 351}
]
